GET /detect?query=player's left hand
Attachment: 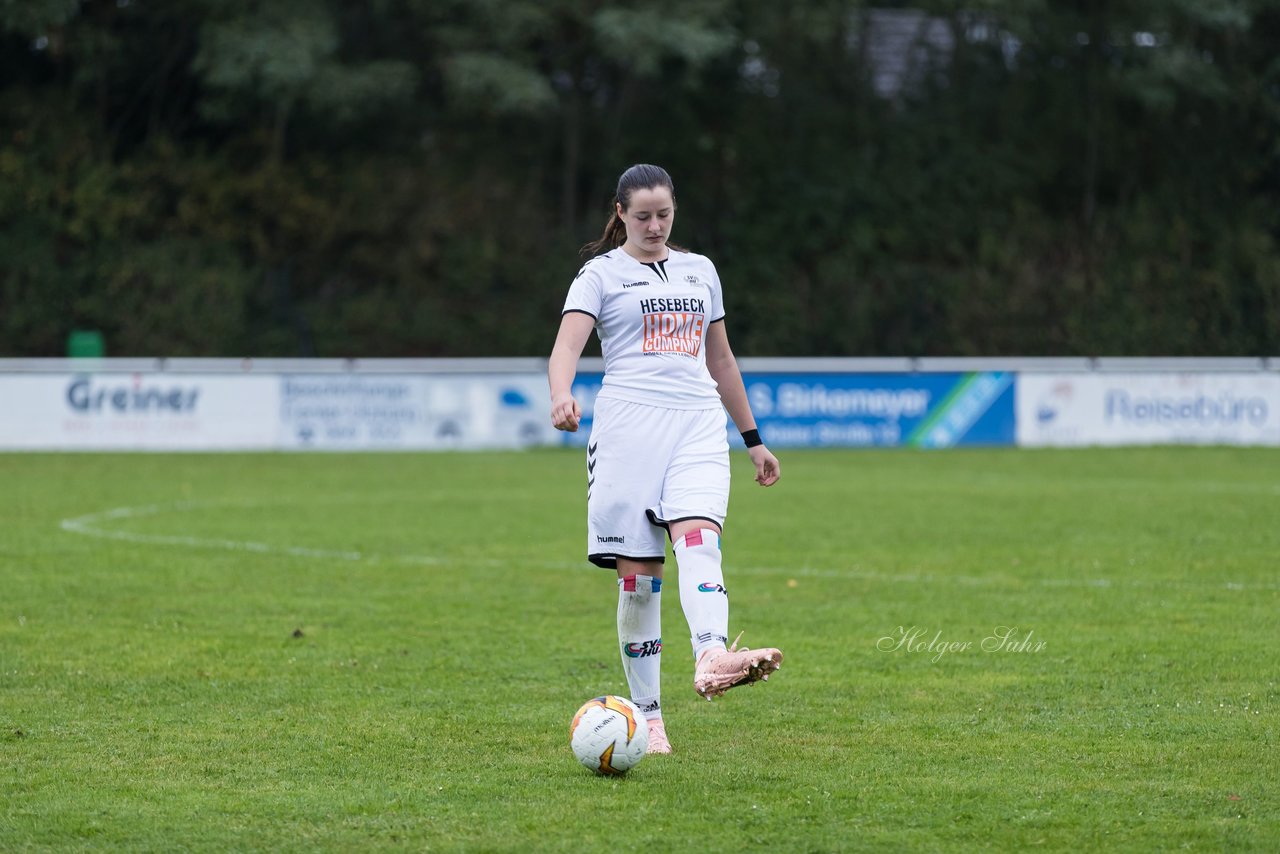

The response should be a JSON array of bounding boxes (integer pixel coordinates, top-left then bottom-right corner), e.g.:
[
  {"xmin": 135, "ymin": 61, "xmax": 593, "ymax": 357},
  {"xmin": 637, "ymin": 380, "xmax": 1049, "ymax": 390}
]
[{"xmin": 748, "ymin": 445, "xmax": 780, "ymax": 487}]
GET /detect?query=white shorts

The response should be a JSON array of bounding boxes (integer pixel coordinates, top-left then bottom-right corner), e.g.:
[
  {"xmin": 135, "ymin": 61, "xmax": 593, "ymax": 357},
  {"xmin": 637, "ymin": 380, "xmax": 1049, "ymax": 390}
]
[{"xmin": 585, "ymin": 397, "xmax": 730, "ymax": 569}]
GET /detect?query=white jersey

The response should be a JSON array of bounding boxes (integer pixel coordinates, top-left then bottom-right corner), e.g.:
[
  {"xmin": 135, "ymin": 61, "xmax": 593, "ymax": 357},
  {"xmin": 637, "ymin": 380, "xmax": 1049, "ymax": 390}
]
[{"xmin": 563, "ymin": 248, "xmax": 726, "ymax": 409}]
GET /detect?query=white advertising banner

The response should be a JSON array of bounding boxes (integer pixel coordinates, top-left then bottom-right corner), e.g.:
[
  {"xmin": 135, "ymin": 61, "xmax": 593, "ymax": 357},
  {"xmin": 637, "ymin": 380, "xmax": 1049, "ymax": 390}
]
[
  {"xmin": 0, "ymin": 373, "xmax": 279, "ymax": 450},
  {"xmin": 1017, "ymin": 373, "xmax": 1280, "ymax": 446},
  {"xmin": 277, "ymin": 374, "xmax": 555, "ymax": 450},
  {"xmin": 6, "ymin": 367, "xmax": 1274, "ymax": 451}
]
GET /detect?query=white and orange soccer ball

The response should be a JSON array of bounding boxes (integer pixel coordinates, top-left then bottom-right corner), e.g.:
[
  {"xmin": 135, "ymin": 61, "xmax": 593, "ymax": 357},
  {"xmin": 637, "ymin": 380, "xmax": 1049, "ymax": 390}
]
[{"xmin": 569, "ymin": 695, "xmax": 649, "ymax": 775}]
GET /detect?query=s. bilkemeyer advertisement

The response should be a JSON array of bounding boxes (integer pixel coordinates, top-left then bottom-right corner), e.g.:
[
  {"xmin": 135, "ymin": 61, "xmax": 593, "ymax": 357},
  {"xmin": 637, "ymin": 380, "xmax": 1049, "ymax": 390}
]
[
  {"xmin": 1017, "ymin": 373, "xmax": 1280, "ymax": 446},
  {"xmin": 565, "ymin": 372, "xmax": 1016, "ymax": 448}
]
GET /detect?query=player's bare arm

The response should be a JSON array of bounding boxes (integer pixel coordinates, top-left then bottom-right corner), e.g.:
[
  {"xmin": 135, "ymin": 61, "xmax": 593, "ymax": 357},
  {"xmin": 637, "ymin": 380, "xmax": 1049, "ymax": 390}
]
[
  {"xmin": 705, "ymin": 321, "xmax": 780, "ymax": 487},
  {"xmin": 548, "ymin": 311, "xmax": 595, "ymax": 431}
]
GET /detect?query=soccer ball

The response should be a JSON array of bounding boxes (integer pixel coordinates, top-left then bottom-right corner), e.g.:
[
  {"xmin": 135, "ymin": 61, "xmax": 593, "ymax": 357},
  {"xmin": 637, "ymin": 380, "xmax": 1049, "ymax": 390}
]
[{"xmin": 569, "ymin": 695, "xmax": 649, "ymax": 775}]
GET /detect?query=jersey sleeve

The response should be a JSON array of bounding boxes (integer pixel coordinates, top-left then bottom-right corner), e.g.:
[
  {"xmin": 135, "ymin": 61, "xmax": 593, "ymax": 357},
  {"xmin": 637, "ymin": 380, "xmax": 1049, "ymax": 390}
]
[
  {"xmin": 562, "ymin": 260, "xmax": 604, "ymax": 319},
  {"xmin": 707, "ymin": 259, "xmax": 726, "ymax": 322}
]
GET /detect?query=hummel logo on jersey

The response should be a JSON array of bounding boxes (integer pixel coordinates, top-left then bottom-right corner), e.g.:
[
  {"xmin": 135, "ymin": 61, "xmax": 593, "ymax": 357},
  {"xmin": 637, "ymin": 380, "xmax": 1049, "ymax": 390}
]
[
  {"xmin": 597, "ymin": 535, "xmax": 625, "ymax": 544},
  {"xmin": 624, "ymin": 638, "xmax": 662, "ymax": 658},
  {"xmin": 622, "ymin": 280, "xmax": 651, "ymax": 289}
]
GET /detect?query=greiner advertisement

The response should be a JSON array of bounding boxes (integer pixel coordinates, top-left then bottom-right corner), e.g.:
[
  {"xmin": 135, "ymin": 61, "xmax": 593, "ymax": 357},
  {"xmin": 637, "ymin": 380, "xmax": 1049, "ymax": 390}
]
[{"xmin": 0, "ymin": 373, "xmax": 279, "ymax": 450}]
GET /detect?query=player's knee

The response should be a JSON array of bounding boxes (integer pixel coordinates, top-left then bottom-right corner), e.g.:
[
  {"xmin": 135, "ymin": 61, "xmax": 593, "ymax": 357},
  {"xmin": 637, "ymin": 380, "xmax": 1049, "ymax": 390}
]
[{"xmin": 674, "ymin": 527, "xmax": 720, "ymax": 552}]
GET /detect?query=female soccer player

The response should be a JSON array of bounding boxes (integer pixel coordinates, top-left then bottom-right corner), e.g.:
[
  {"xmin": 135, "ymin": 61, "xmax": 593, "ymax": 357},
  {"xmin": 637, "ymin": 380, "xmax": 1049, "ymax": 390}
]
[{"xmin": 548, "ymin": 163, "xmax": 784, "ymax": 754}]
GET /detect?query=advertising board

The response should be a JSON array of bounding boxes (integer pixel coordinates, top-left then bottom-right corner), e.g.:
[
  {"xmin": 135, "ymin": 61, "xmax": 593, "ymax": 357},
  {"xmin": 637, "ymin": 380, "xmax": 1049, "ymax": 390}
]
[
  {"xmin": 562, "ymin": 372, "xmax": 1016, "ymax": 449},
  {"xmin": 0, "ymin": 373, "xmax": 278, "ymax": 450},
  {"xmin": 1017, "ymin": 373, "xmax": 1280, "ymax": 446},
  {"xmin": 277, "ymin": 374, "xmax": 555, "ymax": 450}
]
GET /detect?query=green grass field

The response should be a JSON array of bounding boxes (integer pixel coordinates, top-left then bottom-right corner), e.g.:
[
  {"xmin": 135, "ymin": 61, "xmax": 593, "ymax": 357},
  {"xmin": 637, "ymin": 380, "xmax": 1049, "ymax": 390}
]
[{"xmin": 2, "ymin": 448, "xmax": 1277, "ymax": 852}]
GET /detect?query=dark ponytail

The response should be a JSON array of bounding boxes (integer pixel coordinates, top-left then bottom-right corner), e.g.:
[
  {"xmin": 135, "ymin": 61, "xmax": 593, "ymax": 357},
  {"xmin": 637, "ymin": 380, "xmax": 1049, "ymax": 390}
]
[
  {"xmin": 580, "ymin": 164, "xmax": 678, "ymax": 258},
  {"xmin": 580, "ymin": 209, "xmax": 628, "ymax": 258}
]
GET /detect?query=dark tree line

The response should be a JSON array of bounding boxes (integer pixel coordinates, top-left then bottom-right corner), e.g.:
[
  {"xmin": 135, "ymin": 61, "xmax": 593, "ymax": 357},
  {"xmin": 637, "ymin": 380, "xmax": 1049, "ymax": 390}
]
[{"xmin": 2, "ymin": 0, "xmax": 1278, "ymax": 358}]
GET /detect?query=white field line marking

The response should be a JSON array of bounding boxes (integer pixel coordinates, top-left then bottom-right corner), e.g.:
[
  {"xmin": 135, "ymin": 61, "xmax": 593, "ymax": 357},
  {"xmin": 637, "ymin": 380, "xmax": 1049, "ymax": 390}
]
[
  {"xmin": 59, "ymin": 502, "xmax": 1280, "ymax": 592},
  {"xmin": 758, "ymin": 565, "xmax": 1280, "ymax": 592},
  {"xmin": 60, "ymin": 503, "xmax": 367, "ymax": 563}
]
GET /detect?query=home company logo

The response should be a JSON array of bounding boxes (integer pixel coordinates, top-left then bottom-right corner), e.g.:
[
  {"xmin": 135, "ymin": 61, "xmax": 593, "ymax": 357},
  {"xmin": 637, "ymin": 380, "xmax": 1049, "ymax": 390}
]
[{"xmin": 639, "ymin": 297, "xmax": 706, "ymax": 357}]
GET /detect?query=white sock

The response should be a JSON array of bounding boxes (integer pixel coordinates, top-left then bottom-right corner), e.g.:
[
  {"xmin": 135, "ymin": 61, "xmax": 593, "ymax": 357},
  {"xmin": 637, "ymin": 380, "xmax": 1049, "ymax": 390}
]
[
  {"xmin": 674, "ymin": 529, "xmax": 729, "ymax": 660},
  {"xmin": 617, "ymin": 574, "xmax": 663, "ymax": 721}
]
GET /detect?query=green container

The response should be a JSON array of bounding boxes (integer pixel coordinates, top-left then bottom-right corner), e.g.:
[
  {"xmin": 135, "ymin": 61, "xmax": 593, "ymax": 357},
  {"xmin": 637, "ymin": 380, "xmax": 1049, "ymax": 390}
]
[{"xmin": 67, "ymin": 330, "xmax": 106, "ymax": 358}]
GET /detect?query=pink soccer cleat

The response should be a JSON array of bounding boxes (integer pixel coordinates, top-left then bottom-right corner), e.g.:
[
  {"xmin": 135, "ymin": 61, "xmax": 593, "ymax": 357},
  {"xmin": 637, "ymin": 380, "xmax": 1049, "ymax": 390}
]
[
  {"xmin": 647, "ymin": 718, "xmax": 673, "ymax": 754},
  {"xmin": 693, "ymin": 632, "xmax": 783, "ymax": 700}
]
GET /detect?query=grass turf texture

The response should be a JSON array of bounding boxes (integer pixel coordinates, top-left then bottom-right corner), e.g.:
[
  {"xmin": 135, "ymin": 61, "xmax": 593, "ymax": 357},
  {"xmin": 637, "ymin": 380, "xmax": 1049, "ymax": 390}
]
[{"xmin": 1, "ymin": 448, "xmax": 1277, "ymax": 852}]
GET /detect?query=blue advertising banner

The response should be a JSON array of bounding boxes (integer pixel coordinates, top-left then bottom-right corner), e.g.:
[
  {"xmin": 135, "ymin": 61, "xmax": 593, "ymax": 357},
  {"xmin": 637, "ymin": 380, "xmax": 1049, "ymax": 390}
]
[{"xmin": 562, "ymin": 372, "xmax": 1015, "ymax": 448}]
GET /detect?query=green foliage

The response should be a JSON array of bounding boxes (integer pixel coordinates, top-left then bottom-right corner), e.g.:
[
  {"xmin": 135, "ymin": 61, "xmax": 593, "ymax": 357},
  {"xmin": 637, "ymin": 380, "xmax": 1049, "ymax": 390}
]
[
  {"xmin": 1, "ymin": 0, "xmax": 1278, "ymax": 356},
  {"xmin": 0, "ymin": 0, "xmax": 80, "ymax": 35},
  {"xmin": 591, "ymin": 5, "xmax": 737, "ymax": 75},
  {"xmin": 194, "ymin": 3, "xmax": 417, "ymax": 134},
  {"xmin": 444, "ymin": 53, "xmax": 557, "ymax": 114}
]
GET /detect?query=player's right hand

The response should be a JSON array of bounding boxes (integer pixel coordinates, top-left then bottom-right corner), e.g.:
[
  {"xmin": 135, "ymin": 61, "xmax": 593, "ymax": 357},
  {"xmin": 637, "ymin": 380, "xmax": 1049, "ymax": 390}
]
[{"xmin": 551, "ymin": 395, "xmax": 582, "ymax": 432}]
